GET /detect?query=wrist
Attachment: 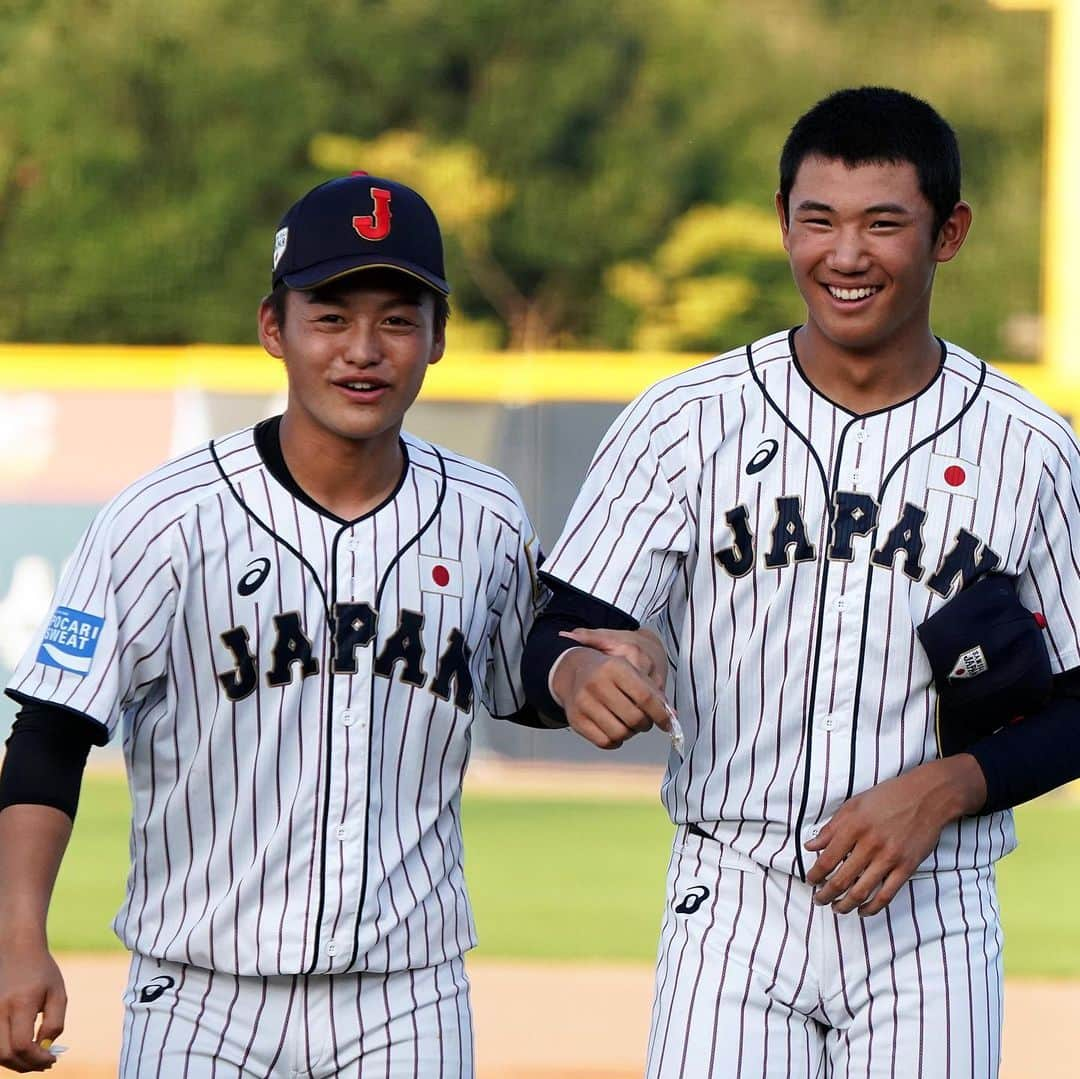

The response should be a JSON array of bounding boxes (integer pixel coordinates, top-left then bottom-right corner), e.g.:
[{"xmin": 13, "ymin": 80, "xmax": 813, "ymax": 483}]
[
  {"xmin": 549, "ymin": 646, "xmax": 589, "ymax": 707},
  {"xmin": 935, "ymin": 753, "xmax": 988, "ymax": 818},
  {"xmin": 0, "ymin": 920, "xmax": 49, "ymax": 951}
]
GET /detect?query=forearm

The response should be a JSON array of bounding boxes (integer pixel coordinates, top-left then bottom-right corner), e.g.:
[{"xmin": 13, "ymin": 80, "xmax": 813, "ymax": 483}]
[
  {"xmin": 0, "ymin": 804, "xmax": 72, "ymax": 945},
  {"xmin": 965, "ymin": 693, "xmax": 1080, "ymax": 814}
]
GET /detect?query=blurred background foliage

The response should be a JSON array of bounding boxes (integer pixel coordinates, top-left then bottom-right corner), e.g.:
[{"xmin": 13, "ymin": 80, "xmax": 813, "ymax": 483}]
[{"xmin": 0, "ymin": 0, "xmax": 1047, "ymax": 356}]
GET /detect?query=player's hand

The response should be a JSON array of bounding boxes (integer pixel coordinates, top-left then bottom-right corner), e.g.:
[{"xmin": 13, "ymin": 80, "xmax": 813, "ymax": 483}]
[
  {"xmin": 804, "ymin": 755, "xmax": 987, "ymax": 917},
  {"xmin": 551, "ymin": 643, "xmax": 672, "ymax": 750},
  {"xmin": 558, "ymin": 626, "xmax": 669, "ymax": 691},
  {"xmin": 0, "ymin": 943, "xmax": 65, "ymax": 1072}
]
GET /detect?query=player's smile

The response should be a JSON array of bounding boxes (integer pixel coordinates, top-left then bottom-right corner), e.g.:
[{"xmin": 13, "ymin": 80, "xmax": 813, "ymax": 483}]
[
  {"xmin": 332, "ymin": 374, "xmax": 391, "ymax": 404},
  {"xmin": 822, "ymin": 283, "xmax": 883, "ymax": 304}
]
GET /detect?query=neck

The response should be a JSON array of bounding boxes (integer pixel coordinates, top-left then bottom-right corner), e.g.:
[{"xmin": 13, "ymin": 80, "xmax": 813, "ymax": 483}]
[
  {"xmin": 279, "ymin": 412, "xmax": 404, "ymax": 520},
  {"xmin": 793, "ymin": 325, "xmax": 942, "ymax": 414}
]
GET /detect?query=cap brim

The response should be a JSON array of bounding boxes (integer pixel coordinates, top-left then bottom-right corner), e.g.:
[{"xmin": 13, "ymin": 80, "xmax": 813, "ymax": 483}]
[{"xmin": 279, "ymin": 255, "xmax": 449, "ymax": 296}]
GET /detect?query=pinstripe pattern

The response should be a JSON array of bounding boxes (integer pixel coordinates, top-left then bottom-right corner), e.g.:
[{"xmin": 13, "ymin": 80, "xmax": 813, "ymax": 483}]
[
  {"xmin": 119, "ymin": 951, "xmax": 473, "ymax": 1077},
  {"xmin": 543, "ymin": 329, "xmax": 1077, "ymax": 1076},
  {"xmin": 543, "ymin": 330, "xmax": 1080, "ymax": 876},
  {"xmin": 7, "ymin": 423, "xmax": 540, "ymax": 980},
  {"xmin": 647, "ymin": 826, "xmax": 1002, "ymax": 1078}
]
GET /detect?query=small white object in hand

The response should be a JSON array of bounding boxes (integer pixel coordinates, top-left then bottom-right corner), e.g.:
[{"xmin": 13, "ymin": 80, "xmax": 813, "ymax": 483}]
[{"xmin": 667, "ymin": 705, "xmax": 685, "ymax": 756}]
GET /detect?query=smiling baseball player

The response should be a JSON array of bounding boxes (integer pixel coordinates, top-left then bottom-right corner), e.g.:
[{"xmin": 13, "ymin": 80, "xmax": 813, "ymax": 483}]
[
  {"xmin": 524, "ymin": 87, "xmax": 1080, "ymax": 1078},
  {"xmin": 0, "ymin": 173, "xmax": 665, "ymax": 1076}
]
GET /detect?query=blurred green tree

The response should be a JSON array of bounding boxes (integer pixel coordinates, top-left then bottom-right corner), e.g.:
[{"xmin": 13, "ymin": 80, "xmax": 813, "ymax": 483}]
[{"xmin": 0, "ymin": 0, "xmax": 1047, "ymax": 357}]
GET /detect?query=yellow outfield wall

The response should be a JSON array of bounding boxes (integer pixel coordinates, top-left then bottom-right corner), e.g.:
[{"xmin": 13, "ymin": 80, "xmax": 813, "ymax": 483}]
[{"xmin": 0, "ymin": 343, "xmax": 1076, "ymax": 415}]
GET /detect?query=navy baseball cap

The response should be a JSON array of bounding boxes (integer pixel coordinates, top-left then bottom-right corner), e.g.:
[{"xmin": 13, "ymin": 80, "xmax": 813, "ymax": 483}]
[
  {"xmin": 271, "ymin": 173, "xmax": 449, "ymax": 295},
  {"xmin": 916, "ymin": 574, "xmax": 1052, "ymax": 756}
]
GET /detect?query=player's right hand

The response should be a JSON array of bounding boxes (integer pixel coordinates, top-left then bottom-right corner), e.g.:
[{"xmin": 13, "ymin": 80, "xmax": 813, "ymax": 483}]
[
  {"xmin": 0, "ymin": 945, "xmax": 65, "ymax": 1072},
  {"xmin": 550, "ymin": 643, "xmax": 672, "ymax": 750}
]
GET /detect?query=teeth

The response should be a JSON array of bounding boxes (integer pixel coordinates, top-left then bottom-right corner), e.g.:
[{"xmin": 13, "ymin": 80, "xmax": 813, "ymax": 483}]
[
  {"xmin": 345, "ymin": 382, "xmax": 377, "ymax": 391},
  {"xmin": 828, "ymin": 286, "xmax": 879, "ymax": 301}
]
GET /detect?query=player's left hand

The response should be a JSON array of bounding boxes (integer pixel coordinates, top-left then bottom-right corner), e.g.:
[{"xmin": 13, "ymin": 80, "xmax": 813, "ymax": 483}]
[{"xmin": 804, "ymin": 755, "xmax": 987, "ymax": 916}]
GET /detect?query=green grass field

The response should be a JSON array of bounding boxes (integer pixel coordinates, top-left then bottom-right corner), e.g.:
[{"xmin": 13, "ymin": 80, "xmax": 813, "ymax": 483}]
[{"xmin": 48, "ymin": 773, "xmax": 1080, "ymax": 977}]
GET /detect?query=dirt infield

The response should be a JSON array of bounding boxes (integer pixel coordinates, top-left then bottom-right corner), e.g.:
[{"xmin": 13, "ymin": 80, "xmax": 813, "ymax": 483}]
[{"xmin": 50, "ymin": 953, "xmax": 1073, "ymax": 1077}]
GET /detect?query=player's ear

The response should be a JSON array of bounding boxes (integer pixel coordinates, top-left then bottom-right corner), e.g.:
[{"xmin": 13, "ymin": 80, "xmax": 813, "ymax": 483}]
[
  {"xmin": 775, "ymin": 190, "xmax": 791, "ymax": 248},
  {"xmin": 258, "ymin": 297, "xmax": 286, "ymax": 360},
  {"xmin": 934, "ymin": 200, "xmax": 972, "ymax": 264},
  {"xmin": 428, "ymin": 324, "xmax": 446, "ymax": 367}
]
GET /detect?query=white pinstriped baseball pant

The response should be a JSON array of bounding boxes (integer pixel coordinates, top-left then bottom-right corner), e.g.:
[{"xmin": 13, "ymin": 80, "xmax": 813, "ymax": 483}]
[
  {"xmin": 647, "ymin": 825, "xmax": 1004, "ymax": 1078},
  {"xmin": 118, "ymin": 952, "xmax": 473, "ymax": 1077}
]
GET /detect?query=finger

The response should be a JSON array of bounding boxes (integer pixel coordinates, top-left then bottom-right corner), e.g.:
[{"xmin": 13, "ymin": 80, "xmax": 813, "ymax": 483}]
[
  {"xmin": 0, "ymin": 1010, "xmax": 14, "ymax": 1071},
  {"xmin": 858, "ymin": 867, "xmax": 913, "ymax": 917},
  {"xmin": 804, "ymin": 832, "xmax": 844, "ymax": 884},
  {"xmin": 594, "ymin": 678, "xmax": 670, "ymax": 734},
  {"xmin": 605, "ymin": 668, "xmax": 672, "ymax": 732},
  {"xmin": 576, "ymin": 696, "xmax": 648, "ymax": 743},
  {"xmin": 812, "ymin": 833, "xmax": 859, "ymax": 894},
  {"xmin": 9, "ymin": 1000, "xmax": 53, "ymax": 1072},
  {"xmin": 812, "ymin": 855, "xmax": 868, "ymax": 907},
  {"xmin": 36, "ymin": 984, "xmax": 65, "ymax": 1044},
  {"xmin": 830, "ymin": 865, "xmax": 887, "ymax": 914},
  {"xmin": 568, "ymin": 713, "xmax": 626, "ymax": 751},
  {"xmin": 803, "ymin": 821, "xmax": 835, "ymax": 855}
]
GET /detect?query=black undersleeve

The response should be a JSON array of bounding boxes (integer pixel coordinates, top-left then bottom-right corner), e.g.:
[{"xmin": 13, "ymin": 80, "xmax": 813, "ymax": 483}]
[
  {"xmin": 967, "ymin": 667, "xmax": 1080, "ymax": 814},
  {"xmin": 0, "ymin": 701, "xmax": 99, "ymax": 821}
]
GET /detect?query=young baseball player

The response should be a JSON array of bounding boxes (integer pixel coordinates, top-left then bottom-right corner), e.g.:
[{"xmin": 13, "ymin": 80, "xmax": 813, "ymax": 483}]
[
  {"xmin": 0, "ymin": 173, "xmax": 667, "ymax": 1076},
  {"xmin": 523, "ymin": 87, "xmax": 1080, "ymax": 1077}
]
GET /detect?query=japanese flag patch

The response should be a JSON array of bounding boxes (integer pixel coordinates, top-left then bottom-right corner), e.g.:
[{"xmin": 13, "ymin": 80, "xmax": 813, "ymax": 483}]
[
  {"xmin": 928, "ymin": 454, "xmax": 980, "ymax": 499},
  {"xmin": 419, "ymin": 555, "xmax": 463, "ymax": 598},
  {"xmin": 37, "ymin": 606, "xmax": 104, "ymax": 676}
]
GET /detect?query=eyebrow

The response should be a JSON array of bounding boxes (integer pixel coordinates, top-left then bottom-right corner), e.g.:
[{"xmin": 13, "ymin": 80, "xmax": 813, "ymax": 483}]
[{"xmin": 794, "ymin": 199, "xmax": 911, "ymax": 215}]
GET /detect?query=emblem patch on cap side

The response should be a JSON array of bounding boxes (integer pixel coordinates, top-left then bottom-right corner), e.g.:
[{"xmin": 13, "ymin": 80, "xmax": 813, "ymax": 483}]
[
  {"xmin": 37, "ymin": 606, "xmax": 104, "ymax": 676},
  {"xmin": 273, "ymin": 227, "xmax": 288, "ymax": 270},
  {"xmin": 948, "ymin": 645, "xmax": 988, "ymax": 681},
  {"xmin": 353, "ymin": 186, "xmax": 392, "ymax": 241}
]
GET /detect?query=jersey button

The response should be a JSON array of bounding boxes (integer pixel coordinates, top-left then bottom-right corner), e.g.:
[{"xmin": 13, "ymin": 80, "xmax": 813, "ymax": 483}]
[
  {"xmin": 835, "ymin": 597, "xmax": 847, "ymax": 612},
  {"xmin": 327, "ymin": 941, "xmax": 337, "ymax": 955},
  {"xmin": 336, "ymin": 826, "xmax": 347, "ymax": 840},
  {"xmin": 808, "ymin": 825, "xmax": 821, "ymax": 838},
  {"xmin": 854, "ymin": 428, "xmax": 868, "ymax": 443},
  {"xmin": 344, "ymin": 536, "xmax": 363, "ymax": 552},
  {"xmin": 341, "ymin": 709, "xmax": 357, "ymax": 726}
]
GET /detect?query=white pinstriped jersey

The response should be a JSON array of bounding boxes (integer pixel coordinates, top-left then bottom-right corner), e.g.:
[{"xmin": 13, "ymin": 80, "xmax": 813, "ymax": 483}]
[
  {"xmin": 542, "ymin": 329, "xmax": 1080, "ymax": 880},
  {"xmin": 7, "ymin": 422, "xmax": 540, "ymax": 977}
]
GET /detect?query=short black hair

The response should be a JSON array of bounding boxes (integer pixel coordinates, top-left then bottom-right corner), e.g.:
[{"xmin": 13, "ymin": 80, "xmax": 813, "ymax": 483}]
[
  {"xmin": 264, "ymin": 270, "xmax": 450, "ymax": 333},
  {"xmin": 779, "ymin": 87, "xmax": 962, "ymax": 236}
]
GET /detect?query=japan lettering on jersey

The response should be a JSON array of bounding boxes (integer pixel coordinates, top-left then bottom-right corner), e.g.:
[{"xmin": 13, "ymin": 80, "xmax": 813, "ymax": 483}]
[
  {"xmin": 542, "ymin": 329, "xmax": 1080, "ymax": 879},
  {"xmin": 7, "ymin": 426, "xmax": 540, "ymax": 977}
]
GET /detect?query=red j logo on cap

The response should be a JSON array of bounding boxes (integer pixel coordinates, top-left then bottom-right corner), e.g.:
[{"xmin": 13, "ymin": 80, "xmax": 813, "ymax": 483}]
[{"xmin": 353, "ymin": 187, "xmax": 393, "ymax": 241}]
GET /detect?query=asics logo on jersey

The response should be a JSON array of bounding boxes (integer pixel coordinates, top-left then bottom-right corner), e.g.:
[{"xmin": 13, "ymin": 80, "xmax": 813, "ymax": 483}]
[
  {"xmin": 237, "ymin": 557, "xmax": 272, "ymax": 596},
  {"xmin": 745, "ymin": 439, "xmax": 779, "ymax": 475},
  {"xmin": 674, "ymin": 885, "xmax": 710, "ymax": 914},
  {"xmin": 715, "ymin": 492, "xmax": 1000, "ymax": 598},
  {"xmin": 137, "ymin": 975, "xmax": 175, "ymax": 1004},
  {"xmin": 217, "ymin": 604, "xmax": 474, "ymax": 710}
]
